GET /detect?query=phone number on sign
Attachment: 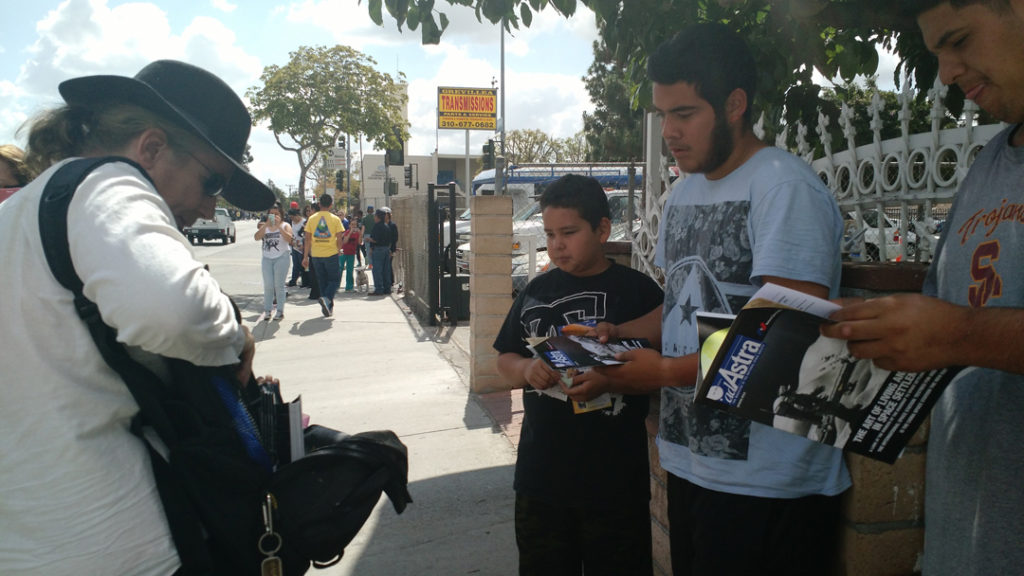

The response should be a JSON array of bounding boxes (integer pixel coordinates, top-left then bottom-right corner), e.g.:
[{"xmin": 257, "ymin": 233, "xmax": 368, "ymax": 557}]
[{"xmin": 438, "ymin": 118, "xmax": 497, "ymax": 130}]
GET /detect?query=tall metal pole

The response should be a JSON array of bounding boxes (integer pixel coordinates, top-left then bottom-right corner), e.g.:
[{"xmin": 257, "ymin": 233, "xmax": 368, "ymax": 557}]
[{"xmin": 500, "ymin": 15, "xmax": 507, "ymax": 195}]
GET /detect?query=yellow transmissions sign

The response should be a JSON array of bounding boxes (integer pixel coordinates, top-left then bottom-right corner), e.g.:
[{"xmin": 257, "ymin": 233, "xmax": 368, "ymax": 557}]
[{"xmin": 437, "ymin": 87, "xmax": 497, "ymax": 131}]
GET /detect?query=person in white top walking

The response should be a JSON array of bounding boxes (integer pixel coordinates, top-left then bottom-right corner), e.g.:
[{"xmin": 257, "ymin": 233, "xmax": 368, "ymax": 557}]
[{"xmin": 255, "ymin": 202, "xmax": 293, "ymax": 321}]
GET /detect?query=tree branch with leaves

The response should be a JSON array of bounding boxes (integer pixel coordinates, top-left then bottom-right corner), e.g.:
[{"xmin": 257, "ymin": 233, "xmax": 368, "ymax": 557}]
[{"xmin": 247, "ymin": 45, "xmax": 409, "ymax": 202}]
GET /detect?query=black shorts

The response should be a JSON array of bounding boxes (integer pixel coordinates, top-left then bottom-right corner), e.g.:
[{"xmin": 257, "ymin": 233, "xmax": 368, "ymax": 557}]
[
  {"xmin": 667, "ymin": 474, "xmax": 842, "ymax": 576},
  {"xmin": 515, "ymin": 492, "xmax": 653, "ymax": 576}
]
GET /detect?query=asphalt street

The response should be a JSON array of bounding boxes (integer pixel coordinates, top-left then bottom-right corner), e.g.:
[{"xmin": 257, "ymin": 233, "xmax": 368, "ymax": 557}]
[{"xmin": 198, "ymin": 219, "xmax": 518, "ymax": 575}]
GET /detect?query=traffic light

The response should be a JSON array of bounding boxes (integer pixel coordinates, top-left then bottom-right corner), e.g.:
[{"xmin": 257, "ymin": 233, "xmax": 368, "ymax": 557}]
[
  {"xmin": 403, "ymin": 165, "xmax": 413, "ymax": 187},
  {"xmin": 482, "ymin": 139, "xmax": 494, "ymax": 170},
  {"xmin": 335, "ymin": 170, "xmax": 344, "ymax": 190},
  {"xmin": 385, "ymin": 148, "xmax": 404, "ymax": 166}
]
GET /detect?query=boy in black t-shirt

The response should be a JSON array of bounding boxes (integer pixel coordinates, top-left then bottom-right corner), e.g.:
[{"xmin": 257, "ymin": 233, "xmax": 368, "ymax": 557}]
[{"xmin": 494, "ymin": 175, "xmax": 664, "ymax": 576}]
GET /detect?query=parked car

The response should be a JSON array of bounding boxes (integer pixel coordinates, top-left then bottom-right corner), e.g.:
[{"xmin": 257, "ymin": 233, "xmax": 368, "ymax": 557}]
[
  {"xmin": 183, "ymin": 207, "xmax": 236, "ymax": 245},
  {"xmin": 456, "ymin": 200, "xmax": 545, "ymax": 273},
  {"xmin": 843, "ymin": 209, "xmax": 917, "ymax": 262},
  {"xmin": 460, "ymin": 190, "xmax": 643, "ymax": 294}
]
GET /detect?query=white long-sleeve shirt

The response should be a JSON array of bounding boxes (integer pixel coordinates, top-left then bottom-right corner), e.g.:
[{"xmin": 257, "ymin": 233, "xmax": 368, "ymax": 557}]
[{"xmin": 0, "ymin": 159, "xmax": 245, "ymax": 575}]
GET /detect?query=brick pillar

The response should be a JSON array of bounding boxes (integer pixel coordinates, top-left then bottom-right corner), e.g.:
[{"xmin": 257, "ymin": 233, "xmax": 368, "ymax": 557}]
[
  {"xmin": 469, "ymin": 195, "xmax": 514, "ymax": 394},
  {"xmin": 835, "ymin": 262, "xmax": 931, "ymax": 576}
]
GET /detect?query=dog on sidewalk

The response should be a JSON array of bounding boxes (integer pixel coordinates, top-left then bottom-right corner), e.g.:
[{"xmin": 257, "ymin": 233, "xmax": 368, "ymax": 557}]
[{"xmin": 355, "ymin": 267, "xmax": 369, "ymax": 292}]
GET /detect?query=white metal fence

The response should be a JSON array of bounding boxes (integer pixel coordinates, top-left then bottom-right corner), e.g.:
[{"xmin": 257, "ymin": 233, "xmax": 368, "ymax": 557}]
[{"xmin": 633, "ymin": 77, "xmax": 1005, "ymax": 276}]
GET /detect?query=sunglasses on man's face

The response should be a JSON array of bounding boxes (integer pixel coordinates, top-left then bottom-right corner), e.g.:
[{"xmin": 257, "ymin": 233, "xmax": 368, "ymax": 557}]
[{"xmin": 186, "ymin": 151, "xmax": 227, "ymax": 198}]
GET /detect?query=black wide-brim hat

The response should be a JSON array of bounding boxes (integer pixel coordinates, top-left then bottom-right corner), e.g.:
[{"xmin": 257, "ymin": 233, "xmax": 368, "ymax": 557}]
[{"xmin": 58, "ymin": 60, "xmax": 275, "ymax": 211}]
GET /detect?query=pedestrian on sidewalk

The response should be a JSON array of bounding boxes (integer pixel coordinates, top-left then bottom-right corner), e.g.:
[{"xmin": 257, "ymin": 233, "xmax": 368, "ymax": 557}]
[
  {"xmin": 382, "ymin": 206, "xmax": 398, "ymax": 293},
  {"xmin": 361, "ymin": 205, "xmax": 375, "ymax": 269},
  {"xmin": 824, "ymin": 2, "xmax": 1024, "ymax": 573},
  {"xmin": 303, "ymin": 193, "xmax": 344, "ymax": 317},
  {"xmin": 352, "ymin": 208, "xmax": 365, "ymax": 267},
  {"xmin": 339, "ymin": 218, "xmax": 361, "ymax": 292},
  {"xmin": 494, "ymin": 175, "xmax": 664, "ymax": 576},
  {"xmin": 302, "ymin": 203, "xmax": 321, "ymax": 301},
  {"xmin": 0, "ymin": 59, "xmax": 273, "ymax": 575},
  {"xmin": 255, "ymin": 203, "xmax": 292, "ymax": 321},
  {"xmin": 368, "ymin": 208, "xmax": 391, "ymax": 295},
  {"xmin": 286, "ymin": 206, "xmax": 307, "ymax": 288}
]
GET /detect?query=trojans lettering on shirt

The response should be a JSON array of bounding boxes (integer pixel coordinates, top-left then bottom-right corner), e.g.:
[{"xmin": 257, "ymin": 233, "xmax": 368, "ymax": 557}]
[{"xmin": 955, "ymin": 198, "xmax": 1020, "ymax": 308}]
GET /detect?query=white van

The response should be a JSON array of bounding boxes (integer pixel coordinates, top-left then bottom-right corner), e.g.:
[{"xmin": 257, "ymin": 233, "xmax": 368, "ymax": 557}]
[{"xmin": 183, "ymin": 207, "xmax": 237, "ymax": 245}]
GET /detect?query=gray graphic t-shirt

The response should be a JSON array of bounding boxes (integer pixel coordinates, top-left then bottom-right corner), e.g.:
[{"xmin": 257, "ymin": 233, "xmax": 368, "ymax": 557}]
[{"xmin": 655, "ymin": 147, "xmax": 850, "ymax": 498}]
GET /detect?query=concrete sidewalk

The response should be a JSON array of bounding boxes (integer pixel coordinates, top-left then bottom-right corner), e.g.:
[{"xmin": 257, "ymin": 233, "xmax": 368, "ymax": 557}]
[{"xmin": 241, "ymin": 283, "xmax": 520, "ymax": 575}]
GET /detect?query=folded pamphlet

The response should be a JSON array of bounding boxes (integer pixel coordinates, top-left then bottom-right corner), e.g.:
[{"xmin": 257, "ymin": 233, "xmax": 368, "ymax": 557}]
[{"xmin": 527, "ymin": 334, "xmax": 651, "ymax": 414}]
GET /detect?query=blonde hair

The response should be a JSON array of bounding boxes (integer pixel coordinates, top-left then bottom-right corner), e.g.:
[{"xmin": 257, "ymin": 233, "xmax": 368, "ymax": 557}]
[
  {"xmin": 0, "ymin": 144, "xmax": 31, "ymax": 185},
  {"xmin": 22, "ymin": 103, "xmax": 199, "ymax": 177}
]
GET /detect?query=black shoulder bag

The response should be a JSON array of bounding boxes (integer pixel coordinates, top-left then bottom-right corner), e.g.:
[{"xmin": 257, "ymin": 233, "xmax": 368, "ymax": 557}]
[{"xmin": 39, "ymin": 157, "xmax": 412, "ymax": 575}]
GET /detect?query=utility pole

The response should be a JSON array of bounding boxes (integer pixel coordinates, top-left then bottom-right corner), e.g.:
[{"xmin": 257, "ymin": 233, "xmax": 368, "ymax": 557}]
[{"xmin": 499, "ymin": 14, "xmax": 507, "ymax": 195}]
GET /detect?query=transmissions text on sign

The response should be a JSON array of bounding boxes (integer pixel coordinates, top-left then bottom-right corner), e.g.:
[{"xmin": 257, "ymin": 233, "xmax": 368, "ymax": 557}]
[{"xmin": 437, "ymin": 87, "xmax": 497, "ymax": 131}]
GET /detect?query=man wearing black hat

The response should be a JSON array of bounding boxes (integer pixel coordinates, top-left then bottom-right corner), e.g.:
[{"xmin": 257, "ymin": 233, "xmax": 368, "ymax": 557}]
[{"xmin": 0, "ymin": 60, "xmax": 274, "ymax": 575}]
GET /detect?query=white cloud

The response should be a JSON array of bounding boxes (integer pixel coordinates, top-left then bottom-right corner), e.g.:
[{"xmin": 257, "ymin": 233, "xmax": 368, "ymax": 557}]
[
  {"xmin": 212, "ymin": 0, "xmax": 237, "ymax": 13},
  {"xmin": 278, "ymin": 1, "xmax": 597, "ymax": 158},
  {"xmin": 2, "ymin": 0, "xmax": 597, "ymax": 193}
]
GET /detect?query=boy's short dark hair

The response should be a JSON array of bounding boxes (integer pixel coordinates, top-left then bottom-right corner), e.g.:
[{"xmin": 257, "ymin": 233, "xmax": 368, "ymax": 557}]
[
  {"xmin": 539, "ymin": 174, "xmax": 610, "ymax": 230},
  {"xmin": 647, "ymin": 23, "xmax": 757, "ymax": 124},
  {"xmin": 319, "ymin": 194, "xmax": 333, "ymax": 208}
]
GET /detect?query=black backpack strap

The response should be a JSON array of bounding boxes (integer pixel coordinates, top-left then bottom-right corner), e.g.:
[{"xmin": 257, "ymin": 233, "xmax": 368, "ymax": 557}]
[
  {"xmin": 38, "ymin": 157, "xmax": 180, "ymax": 443},
  {"xmin": 38, "ymin": 157, "xmax": 217, "ymax": 575}
]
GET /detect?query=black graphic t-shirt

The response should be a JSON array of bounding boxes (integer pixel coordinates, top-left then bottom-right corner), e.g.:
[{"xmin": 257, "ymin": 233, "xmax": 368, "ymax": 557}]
[{"xmin": 494, "ymin": 262, "xmax": 663, "ymax": 508}]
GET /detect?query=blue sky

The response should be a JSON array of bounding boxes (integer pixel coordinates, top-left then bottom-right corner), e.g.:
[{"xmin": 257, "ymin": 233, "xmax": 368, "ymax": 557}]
[{"xmin": 1, "ymin": 0, "xmax": 600, "ymax": 190}]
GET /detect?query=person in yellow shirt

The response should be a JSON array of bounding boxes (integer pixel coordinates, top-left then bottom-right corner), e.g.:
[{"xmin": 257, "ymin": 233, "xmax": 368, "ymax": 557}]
[{"xmin": 302, "ymin": 193, "xmax": 344, "ymax": 317}]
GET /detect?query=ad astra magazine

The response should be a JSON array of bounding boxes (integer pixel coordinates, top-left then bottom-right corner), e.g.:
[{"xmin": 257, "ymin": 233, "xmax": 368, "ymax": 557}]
[
  {"xmin": 695, "ymin": 284, "xmax": 964, "ymax": 463},
  {"xmin": 527, "ymin": 333, "xmax": 651, "ymax": 414}
]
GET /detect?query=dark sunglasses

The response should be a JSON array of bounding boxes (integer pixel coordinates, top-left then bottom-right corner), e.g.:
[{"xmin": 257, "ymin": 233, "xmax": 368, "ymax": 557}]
[{"xmin": 186, "ymin": 151, "xmax": 227, "ymax": 198}]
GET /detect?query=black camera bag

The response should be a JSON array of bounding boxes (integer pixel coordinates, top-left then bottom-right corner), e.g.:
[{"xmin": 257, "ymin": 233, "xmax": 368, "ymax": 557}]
[{"xmin": 39, "ymin": 157, "xmax": 412, "ymax": 575}]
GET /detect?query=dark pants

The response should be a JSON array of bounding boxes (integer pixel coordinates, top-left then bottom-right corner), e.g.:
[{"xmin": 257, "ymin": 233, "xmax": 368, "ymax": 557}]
[
  {"xmin": 668, "ymin": 474, "xmax": 841, "ymax": 576},
  {"xmin": 288, "ymin": 250, "xmax": 304, "ymax": 285},
  {"xmin": 311, "ymin": 255, "xmax": 340, "ymax": 309},
  {"xmin": 515, "ymin": 493, "xmax": 653, "ymax": 576},
  {"xmin": 382, "ymin": 249, "xmax": 394, "ymax": 293},
  {"xmin": 370, "ymin": 246, "xmax": 389, "ymax": 293}
]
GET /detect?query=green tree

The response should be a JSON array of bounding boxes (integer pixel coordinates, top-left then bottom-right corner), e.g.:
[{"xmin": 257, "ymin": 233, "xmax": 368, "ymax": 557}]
[
  {"xmin": 554, "ymin": 131, "xmax": 588, "ymax": 163},
  {"xmin": 247, "ymin": 45, "xmax": 408, "ymax": 201},
  {"xmin": 505, "ymin": 128, "xmax": 558, "ymax": 164},
  {"xmin": 365, "ymin": 0, "xmax": 966, "ymax": 139},
  {"xmin": 582, "ymin": 40, "xmax": 644, "ymax": 162}
]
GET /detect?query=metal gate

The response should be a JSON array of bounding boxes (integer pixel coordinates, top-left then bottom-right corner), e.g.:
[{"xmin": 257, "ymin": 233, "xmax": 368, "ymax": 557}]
[{"xmin": 427, "ymin": 182, "xmax": 468, "ymax": 325}]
